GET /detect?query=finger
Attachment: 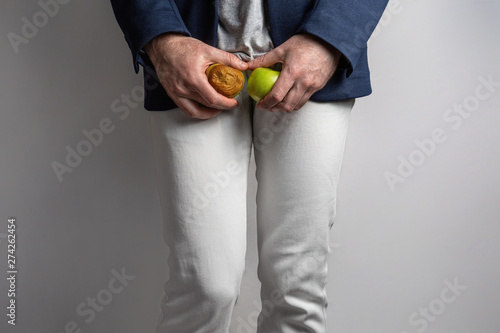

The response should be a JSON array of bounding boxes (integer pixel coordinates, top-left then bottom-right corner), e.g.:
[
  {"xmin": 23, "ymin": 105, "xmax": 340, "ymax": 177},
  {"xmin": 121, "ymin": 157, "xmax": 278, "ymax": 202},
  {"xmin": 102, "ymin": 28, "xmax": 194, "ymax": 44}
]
[
  {"xmin": 169, "ymin": 76, "xmax": 240, "ymax": 111},
  {"xmin": 193, "ymin": 79, "xmax": 241, "ymax": 110},
  {"xmin": 213, "ymin": 50, "xmax": 249, "ymax": 71},
  {"xmin": 293, "ymin": 88, "xmax": 316, "ymax": 111},
  {"xmin": 176, "ymin": 96, "xmax": 222, "ymax": 120},
  {"xmin": 257, "ymin": 72, "xmax": 294, "ymax": 110},
  {"xmin": 248, "ymin": 49, "xmax": 281, "ymax": 70},
  {"xmin": 270, "ymin": 84, "xmax": 305, "ymax": 113}
]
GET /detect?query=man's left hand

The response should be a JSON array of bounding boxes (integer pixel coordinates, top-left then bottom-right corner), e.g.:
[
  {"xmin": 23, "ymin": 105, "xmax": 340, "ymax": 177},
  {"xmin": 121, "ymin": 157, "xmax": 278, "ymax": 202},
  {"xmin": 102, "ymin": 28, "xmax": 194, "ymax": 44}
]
[{"xmin": 248, "ymin": 33, "xmax": 341, "ymax": 112}]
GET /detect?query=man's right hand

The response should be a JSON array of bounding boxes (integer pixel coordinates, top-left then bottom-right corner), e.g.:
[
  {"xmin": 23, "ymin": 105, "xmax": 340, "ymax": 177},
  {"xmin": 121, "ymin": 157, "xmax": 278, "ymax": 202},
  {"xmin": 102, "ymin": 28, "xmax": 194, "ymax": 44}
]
[{"xmin": 144, "ymin": 33, "xmax": 248, "ymax": 119}]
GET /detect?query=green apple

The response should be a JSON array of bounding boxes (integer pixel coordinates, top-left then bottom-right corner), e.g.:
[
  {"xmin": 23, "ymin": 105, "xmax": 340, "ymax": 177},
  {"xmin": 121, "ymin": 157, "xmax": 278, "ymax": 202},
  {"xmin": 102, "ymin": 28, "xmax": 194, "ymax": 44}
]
[{"xmin": 247, "ymin": 67, "xmax": 280, "ymax": 102}]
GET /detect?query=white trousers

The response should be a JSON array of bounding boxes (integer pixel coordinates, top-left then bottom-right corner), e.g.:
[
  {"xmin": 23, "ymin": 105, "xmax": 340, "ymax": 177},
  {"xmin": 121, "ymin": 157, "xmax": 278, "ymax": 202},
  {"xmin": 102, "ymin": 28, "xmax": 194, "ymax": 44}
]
[{"xmin": 150, "ymin": 84, "xmax": 353, "ymax": 333}]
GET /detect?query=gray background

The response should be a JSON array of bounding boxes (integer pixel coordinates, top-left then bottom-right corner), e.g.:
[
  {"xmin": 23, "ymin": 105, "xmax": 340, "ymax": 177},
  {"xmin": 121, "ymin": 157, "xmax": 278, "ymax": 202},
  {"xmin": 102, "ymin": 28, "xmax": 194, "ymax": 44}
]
[{"xmin": 1, "ymin": 0, "xmax": 499, "ymax": 332}]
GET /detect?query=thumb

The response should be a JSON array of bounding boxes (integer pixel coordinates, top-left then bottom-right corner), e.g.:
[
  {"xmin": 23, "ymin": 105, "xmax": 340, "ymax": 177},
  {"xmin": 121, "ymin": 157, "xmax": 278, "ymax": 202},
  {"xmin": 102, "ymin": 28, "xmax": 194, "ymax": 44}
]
[
  {"xmin": 248, "ymin": 49, "xmax": 280, "ymax": 70},
  {"xmin": 216, "ymin": 51, "xmax": 248, "ymax": 71}
]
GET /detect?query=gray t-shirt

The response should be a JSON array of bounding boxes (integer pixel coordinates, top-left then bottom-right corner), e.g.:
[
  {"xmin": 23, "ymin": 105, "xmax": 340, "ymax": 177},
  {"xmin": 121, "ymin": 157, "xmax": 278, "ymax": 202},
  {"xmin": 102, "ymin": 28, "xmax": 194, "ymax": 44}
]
[{"xmin": 217, "ymin": 0, "xmax": 274, "ymax": 62}]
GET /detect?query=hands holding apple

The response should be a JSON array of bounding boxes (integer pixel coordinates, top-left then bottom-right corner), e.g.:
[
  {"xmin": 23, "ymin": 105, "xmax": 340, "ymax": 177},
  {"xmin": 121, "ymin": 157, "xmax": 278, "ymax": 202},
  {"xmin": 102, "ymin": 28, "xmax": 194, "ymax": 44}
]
[
  {"xmin": 248, "ymin": 34, "xmax": 341, "ymax": 112},
  {"xmin": 146, "ymin": 32, "xmax": 340, "ymax": 118},
  {"xmin": 207, "ymin": 33, "xmax": 341, "ymax": 113}
]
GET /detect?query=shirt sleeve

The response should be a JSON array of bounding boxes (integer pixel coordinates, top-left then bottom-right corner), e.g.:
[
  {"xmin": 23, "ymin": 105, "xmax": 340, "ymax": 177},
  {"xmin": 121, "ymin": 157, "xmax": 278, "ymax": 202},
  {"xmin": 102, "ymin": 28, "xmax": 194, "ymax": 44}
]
[
  {"xmin": 297, "ymin": 0, "xmax": 389, "ymax": 76},
  {"xmin": 110, "ymin": 0, "xmax": 191, "ymax": 73}
]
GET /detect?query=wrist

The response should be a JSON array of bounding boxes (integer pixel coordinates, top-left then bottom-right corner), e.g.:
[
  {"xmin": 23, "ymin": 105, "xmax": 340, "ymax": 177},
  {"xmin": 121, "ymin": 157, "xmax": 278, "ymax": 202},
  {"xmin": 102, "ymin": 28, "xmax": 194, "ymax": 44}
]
[
  {"xmin": 144, "ymin": 32, "xmax": 186, "ymax": 65},
  {"xmin": 304, "ymin": 33, "xmax": 341, "ymax": 60}
]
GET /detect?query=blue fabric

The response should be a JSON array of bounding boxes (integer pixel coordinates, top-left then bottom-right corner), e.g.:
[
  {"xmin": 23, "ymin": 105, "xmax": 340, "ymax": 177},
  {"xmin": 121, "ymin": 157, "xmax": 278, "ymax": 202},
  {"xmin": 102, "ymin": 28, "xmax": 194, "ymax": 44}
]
[{"xmin": 110, "ymin": 0, "xmax": 389, "ymax": 111}]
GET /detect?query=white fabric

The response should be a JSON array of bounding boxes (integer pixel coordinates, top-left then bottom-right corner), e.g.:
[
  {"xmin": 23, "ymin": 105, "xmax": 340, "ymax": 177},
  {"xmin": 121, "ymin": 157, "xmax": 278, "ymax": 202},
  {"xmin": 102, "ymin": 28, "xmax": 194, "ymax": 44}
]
[{"xmin": 150, "ymin": 80, "xmax": 353, "ymax": 332}]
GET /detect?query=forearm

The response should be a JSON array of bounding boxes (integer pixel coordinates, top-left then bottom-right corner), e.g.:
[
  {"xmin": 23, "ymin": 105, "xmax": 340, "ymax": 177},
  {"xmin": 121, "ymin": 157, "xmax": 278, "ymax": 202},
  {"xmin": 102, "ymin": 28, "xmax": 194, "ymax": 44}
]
[{"xmin": 110, "ymin": 0, "xmax": 190, "ymax": 72}]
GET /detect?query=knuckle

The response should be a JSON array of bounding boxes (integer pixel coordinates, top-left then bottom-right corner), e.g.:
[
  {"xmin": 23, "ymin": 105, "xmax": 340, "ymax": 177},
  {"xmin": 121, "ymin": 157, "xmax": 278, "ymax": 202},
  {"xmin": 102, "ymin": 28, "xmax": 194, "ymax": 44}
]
[
  {"xmin": 266, "ymin": 92, "xmax": 282, "ymax": 104},
  {"xmin": 283, "ymin": 104, "xmax": 294, "ymax": 113},
  {"xmin": 204, "ymin": 94, "xmax": 219, "ymax": 108},
  {"xmin": 188, "ymin": 109, "xmax": 206, "ymax": 120},
  {"xmin": 184, "ymin": 109, "xmax": 196, "ymax": 118},
  {"xmin": 174, "ymin": 86, "xmax": 192, "ymax": 99},
  {"xmin": 300, "ymin": 77, "xmax": 323, "ymax": 93},
  {"xmin": 302, "ymin": 77, "xmax": 315, "ymax": 88},
  {"xmin": 310, "ymin": 80, "xmax": 323, "ymax": 91},
  {"xmin": 173, "ymin": 84, "xmax": 187, "ymax": 95},
  {"xmin": 184, "ymin": 71, "xmax": 197, "ymax": 84},
  {"xmin": 295, "ymin": 101, "xmax": 306, "ymax": 111},
  {"xmin": 286, "ymin": 63, "xmax": 303, "ymax": 77},
  {"xmin": 269, "ymin": 86, "xmax": 288, "ymax": 102},
  {"xmin": 273, "ymin": 47, "xmax": 284, "ymax": 58}
]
